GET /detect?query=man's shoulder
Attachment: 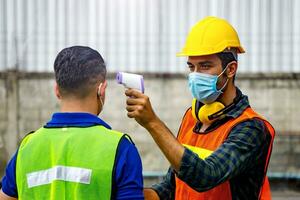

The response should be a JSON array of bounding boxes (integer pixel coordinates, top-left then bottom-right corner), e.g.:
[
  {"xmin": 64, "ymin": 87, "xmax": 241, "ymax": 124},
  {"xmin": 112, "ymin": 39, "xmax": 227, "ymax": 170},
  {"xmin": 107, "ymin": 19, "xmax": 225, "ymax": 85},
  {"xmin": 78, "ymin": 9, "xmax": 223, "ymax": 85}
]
[
  {"xmin": 233, "ymin": 117, "xmax": 267, "ymax": 130},
  {"xmin": 117, "ymin": 134, "xmax": 136, "ymax": 151},
  {"xmin": 228, "ymin": 117, "xmax": 270, "ymax": 144},
  {"xmin": 115, "ymin": 134, "xmax": 141, "ymax": 165}
]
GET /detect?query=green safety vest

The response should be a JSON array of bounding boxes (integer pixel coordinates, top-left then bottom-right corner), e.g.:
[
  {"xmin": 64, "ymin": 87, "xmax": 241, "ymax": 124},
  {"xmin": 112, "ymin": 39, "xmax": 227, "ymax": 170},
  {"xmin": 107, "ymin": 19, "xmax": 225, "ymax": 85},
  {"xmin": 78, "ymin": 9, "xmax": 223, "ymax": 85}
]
[{"xmin": 16, "ymin": 125, "xmax": 124, "ymax": 200}]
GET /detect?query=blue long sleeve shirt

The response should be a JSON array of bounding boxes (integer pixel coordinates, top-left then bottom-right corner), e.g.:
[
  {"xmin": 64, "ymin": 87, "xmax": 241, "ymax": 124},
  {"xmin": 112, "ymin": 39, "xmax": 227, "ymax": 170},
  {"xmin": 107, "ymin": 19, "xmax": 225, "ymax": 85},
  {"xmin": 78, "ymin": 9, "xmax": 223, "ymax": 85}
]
[{"xmin": 1, "ymin": 112, "xmax": 144, "ymax": 199}]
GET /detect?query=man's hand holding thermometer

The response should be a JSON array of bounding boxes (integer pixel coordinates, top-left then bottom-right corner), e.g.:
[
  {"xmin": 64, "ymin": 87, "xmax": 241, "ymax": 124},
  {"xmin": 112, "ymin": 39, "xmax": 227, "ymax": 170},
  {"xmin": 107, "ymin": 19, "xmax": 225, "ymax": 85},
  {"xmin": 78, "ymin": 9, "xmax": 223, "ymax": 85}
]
[
  {"xmin": 117, "ymin": 71, "xmax": 157, "ymax": 128},
  {"xmin": 118, "ymin": 71, "xmax": 184, "ymax": 172}
]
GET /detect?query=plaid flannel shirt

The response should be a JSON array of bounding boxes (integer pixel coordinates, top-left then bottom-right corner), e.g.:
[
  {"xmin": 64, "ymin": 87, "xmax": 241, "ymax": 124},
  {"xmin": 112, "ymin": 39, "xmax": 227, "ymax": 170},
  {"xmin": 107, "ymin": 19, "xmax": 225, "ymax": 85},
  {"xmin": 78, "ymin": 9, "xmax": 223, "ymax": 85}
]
[{"xmin": 151, "ymin": 88, "xmax": 272, "ymax": 200}]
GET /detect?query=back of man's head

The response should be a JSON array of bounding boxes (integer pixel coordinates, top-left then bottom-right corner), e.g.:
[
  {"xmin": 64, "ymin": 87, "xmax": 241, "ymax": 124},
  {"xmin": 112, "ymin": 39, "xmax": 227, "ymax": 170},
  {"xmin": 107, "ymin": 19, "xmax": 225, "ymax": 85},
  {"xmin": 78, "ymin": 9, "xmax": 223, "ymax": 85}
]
[{"xmin": 54, "ymin": 46, "xmax": 106, "ymax": 99}]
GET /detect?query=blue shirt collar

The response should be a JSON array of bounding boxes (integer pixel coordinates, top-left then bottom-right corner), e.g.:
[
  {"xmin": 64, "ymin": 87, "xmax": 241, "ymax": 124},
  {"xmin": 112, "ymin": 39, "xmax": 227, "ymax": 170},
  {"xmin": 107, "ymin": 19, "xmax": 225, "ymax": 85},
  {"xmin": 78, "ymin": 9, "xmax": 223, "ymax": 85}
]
[{"xmin": 44, "ymin": 112, "xmax": 112, "ymax": 129}]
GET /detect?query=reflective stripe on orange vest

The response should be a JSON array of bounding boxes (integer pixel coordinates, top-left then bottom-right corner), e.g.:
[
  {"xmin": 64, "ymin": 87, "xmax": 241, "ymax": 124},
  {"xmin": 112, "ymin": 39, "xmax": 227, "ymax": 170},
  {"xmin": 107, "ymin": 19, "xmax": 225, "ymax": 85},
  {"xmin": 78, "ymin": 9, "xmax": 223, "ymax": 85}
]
[{"xmin": 175, "ymin": 107, "xmax": 275, "ymax": 200}]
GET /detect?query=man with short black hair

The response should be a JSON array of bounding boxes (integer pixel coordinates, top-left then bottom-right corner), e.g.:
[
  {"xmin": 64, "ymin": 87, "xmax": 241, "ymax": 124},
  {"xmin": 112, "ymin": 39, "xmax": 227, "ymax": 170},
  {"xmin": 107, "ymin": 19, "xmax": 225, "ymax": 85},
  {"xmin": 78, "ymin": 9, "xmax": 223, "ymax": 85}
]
[{"xmin": 0, "ymin": 46, "xmax": 144, "ymax": 200}]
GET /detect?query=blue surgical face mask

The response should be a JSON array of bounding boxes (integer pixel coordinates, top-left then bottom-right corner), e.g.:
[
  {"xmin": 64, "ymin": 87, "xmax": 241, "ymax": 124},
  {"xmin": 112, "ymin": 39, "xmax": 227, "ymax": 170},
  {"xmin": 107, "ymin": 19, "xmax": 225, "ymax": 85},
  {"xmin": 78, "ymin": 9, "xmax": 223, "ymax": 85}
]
[{"xmin": 188, "ymin": 66, "xmax": 229, "ymax": 104}]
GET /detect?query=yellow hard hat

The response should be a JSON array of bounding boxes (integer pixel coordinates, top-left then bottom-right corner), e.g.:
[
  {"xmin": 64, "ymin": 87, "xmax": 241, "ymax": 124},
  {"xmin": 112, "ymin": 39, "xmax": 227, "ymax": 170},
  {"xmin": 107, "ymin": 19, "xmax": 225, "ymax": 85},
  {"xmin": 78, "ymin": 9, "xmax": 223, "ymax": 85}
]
[{"xmin": 177, "ymin": 16, "xmax": 245, "ymax": 57}]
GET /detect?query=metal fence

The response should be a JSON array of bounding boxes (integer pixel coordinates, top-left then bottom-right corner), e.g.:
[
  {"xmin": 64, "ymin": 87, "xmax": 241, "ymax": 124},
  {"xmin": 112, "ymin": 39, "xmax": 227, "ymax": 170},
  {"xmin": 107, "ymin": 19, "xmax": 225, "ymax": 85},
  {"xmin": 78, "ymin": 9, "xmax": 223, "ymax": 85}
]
[{"xmin": 0, "ymin": 0, "xmax": 300, "ymax": 73}]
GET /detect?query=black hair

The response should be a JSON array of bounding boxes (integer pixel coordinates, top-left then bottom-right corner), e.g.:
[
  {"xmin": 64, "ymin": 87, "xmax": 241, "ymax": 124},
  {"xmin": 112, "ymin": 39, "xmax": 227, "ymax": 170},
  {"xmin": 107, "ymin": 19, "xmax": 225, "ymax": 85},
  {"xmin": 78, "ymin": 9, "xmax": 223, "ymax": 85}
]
[
  {"xmin": 216, "ymin": 52, "xmax": 237, "ymax": 69},
  {"xmin": 216, "ymin": 52, "xmax": 237, "ymax": 81},
  {"xmin": 54, "ymin": 46, "xmax": 106, "ymax": 98}
]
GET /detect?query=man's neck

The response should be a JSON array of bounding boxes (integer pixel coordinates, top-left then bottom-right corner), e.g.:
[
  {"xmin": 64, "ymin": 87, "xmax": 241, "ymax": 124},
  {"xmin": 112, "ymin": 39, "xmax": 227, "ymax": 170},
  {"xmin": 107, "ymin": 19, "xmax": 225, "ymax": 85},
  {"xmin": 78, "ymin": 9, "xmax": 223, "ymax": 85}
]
[
  {"xmin": 60, "ymin": 99, "xmax": 100, "ymax": 115},
  {"xmin": 219, "ymin": 83, "xmax": 237, "ymax": 106}
]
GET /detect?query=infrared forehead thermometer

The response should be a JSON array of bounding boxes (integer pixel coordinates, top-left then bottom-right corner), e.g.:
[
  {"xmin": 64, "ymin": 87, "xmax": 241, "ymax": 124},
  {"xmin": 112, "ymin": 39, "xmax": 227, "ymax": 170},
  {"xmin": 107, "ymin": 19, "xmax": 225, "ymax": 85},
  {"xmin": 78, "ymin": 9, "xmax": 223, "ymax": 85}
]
[{"xmin": 116, "ymin": 72, "xmax": 145, "ymax": 93}]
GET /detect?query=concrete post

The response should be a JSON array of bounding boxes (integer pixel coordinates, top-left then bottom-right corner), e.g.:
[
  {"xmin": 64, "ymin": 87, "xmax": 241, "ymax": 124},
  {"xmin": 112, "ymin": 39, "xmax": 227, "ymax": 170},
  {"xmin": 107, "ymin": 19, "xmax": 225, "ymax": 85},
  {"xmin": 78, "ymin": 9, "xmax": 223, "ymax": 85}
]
[{"xmin": 4, "ymin": 71, "xmax": 19, "ymax": 159}]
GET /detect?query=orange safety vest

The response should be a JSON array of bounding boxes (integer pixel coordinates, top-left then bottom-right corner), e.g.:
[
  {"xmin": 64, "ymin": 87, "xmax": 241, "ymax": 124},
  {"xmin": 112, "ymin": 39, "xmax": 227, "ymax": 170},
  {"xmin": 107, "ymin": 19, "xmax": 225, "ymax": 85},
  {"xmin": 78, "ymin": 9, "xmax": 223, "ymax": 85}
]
[{"xmin": 175, "ymin": 107, "xmax": 275, "ymax": 200}]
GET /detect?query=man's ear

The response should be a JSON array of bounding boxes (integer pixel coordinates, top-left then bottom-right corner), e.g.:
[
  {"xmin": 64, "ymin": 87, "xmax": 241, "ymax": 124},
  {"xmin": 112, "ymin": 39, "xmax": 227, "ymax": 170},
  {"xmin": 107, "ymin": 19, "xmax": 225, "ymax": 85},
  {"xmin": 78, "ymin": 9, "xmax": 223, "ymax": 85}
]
[
  {"xmin": 54, "ymin": 83, "xmax": 61, "ymax": 99},
  {"xmin": 98, "ymin": 80, "xmax": 107, "ymax": 97},
  {"xmin": 226, "ymin": 61, "xmax": 238, "ymax": 79}
]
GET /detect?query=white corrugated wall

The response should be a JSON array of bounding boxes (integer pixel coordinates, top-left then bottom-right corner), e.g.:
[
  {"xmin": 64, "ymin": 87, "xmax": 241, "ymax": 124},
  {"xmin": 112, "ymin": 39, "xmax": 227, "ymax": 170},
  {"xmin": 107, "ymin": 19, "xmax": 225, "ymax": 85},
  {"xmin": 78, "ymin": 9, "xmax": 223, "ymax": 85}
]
[{"xmin": 0, "ymin": 0, "xmax": 299, "ymax": 73}]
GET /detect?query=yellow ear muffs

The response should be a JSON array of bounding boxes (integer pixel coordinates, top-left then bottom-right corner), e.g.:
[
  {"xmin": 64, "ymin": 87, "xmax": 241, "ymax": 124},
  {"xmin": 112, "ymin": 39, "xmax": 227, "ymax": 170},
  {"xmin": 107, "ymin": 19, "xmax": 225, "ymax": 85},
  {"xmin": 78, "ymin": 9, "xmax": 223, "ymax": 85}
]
[
  {"xmin": 191, "ymin": 98, "xmax": 225, "ymax": 124},
  {"xmin": 199, "ymin": 102, "xmax": 225, "ymax": 124}
]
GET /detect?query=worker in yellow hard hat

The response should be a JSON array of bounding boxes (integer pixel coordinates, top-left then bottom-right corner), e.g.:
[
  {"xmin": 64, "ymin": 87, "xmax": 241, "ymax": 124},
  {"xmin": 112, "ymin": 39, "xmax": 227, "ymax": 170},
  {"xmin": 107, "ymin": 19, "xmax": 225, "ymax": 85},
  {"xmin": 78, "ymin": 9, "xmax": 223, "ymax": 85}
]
[{"xmin": 123, "ymin": 16, "xmax": 275, "ymax": 200}]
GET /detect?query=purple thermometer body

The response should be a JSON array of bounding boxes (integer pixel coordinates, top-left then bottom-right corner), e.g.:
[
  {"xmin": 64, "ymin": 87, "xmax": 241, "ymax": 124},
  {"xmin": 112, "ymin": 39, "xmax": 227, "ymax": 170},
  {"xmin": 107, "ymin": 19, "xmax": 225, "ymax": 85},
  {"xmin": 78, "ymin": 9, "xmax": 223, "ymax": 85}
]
[{"xmin": 116, "ymin": 72, "xmax": 144, "ymax": 93}]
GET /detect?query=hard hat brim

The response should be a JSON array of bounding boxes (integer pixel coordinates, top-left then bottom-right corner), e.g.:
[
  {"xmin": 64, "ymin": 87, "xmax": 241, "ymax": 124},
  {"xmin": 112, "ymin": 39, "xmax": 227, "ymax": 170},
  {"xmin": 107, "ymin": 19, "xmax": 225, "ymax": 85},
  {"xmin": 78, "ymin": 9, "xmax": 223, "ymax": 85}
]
[{"xmin": 176, "ymin": 46, "xmax": 245, "ymax": 57}]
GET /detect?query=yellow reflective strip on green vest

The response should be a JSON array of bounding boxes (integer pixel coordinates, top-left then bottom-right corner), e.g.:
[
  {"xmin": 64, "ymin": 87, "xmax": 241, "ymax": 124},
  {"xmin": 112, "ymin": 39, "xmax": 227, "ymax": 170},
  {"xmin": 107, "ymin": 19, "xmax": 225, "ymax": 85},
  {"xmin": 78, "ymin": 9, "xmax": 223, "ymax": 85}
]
[
  {"xmin": 183, "ymin": 144, "xmax": 213, "ymax": 159},
  {"xmin": 16, "ymin": 125, "xmax": 123, "ymax": 200}
]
